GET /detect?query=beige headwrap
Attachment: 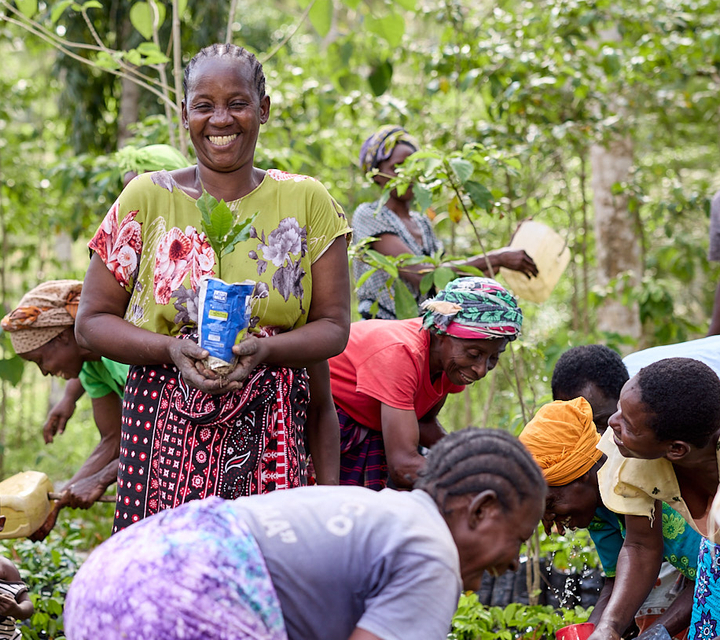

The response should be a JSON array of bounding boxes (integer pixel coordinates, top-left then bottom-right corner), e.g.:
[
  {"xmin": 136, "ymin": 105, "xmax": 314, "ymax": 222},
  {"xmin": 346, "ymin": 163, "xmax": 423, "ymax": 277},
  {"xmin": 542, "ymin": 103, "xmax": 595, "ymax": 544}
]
[
  {"xmin": 519, "ymin": 397, "xmax": 603, "ymax": 487},
  {"xmin": 1, "ymin": 280, "xmax": 82, "ymax": 354}
]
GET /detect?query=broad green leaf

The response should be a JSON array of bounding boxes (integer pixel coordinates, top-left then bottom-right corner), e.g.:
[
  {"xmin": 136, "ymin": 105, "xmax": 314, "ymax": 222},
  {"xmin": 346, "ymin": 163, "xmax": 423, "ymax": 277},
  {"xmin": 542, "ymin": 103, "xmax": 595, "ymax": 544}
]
[
  {"xmin": 419, "ymin": 270, "xmax": 434, "ymax": 295},
  {"xmin": 366, "ymin": 13, "xmax": 404, "ymax": 48},
  {"xmin": 393, "ymin": 0, "xmax": 415, "ymax": 10},
  {"xmin": 82, "ymin": 0, "xmax": 102, "ymax": 8},
  {"xmin": 368, "ymin": 60, "xmax": 393, "ymax": 96},
  {"xmin": 51, "ymin": 0, "xmax": 74, "ymax": 22},
  {"xmin": 339, "ymin": 0, "xmax": 360, "ymax": 8},
  {"xmin": 448, "ymin": 195, "xmax": 462, "ymax": 223},
  {"xmin": 221, "ymin": 214, "xmax": 257, "ymax": 256},
  {"xmin": 308, "ymin": 0, "xmax": 333, "ymax": 37},
  {"xmin": 433, "ymin": 266, "xmax": 455, "ymax": 292},
  {"xmin": 413, "ymin": 183, "xmax": 433, "ymax": 212},
  {"xmin": 16, "ymin": 0, "xmax": 37, "ymax": 18},
  {"xmin": 0, "ymin": 356, "xmax": 24, "ymax": 386},
  {"xmin": 449, "ymin": 158, "xmax": 473, "ymax": 184},
  {"xmin": 464, "ymin": 180, "xmax": 493, "ymax": 211},
  {"xmin": 130, "ymin": 1, "xmax": 166, "ymax": 40},
  {"xmin": 177, "ymin": 0, "xmax": 188, "ymax": 16},
  {"xmin": 394, "ymin": 281, "xmax": 418, "ymax": 319}
]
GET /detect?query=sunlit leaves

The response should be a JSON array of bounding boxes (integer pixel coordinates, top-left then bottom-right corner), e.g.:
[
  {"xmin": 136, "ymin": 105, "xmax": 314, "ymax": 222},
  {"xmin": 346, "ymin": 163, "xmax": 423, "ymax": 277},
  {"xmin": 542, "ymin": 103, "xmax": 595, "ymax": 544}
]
[
  {"xmin": 15, "ymin": 0, "xmax": 37, "ymax": 18},
  {"xmin": 298, "ymin": 0, "xmax": 333, "ymax": 37},
  {"xmin": 365, "ymin": 12, "xmax": 405, "ymax": 48},
  {"xmin": 0, "ymin": 356, "xmax": 24, "ymax": 386},
  {"xmin": 129, "ymin": 0, "xmax": 166, "ymax": 40}
]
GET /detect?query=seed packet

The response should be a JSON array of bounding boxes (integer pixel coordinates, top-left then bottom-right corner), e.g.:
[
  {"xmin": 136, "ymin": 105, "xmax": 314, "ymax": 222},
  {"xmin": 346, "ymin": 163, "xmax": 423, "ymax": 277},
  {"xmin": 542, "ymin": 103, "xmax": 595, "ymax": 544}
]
[{"xmin": 197, "ymin": 277, "xmax": 255, "ymax": 374}]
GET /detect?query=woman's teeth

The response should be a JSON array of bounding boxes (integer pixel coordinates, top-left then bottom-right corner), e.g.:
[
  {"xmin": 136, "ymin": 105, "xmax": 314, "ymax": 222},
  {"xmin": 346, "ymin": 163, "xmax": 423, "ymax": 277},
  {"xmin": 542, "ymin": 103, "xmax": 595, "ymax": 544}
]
[{"xmin": 208, "ymin": 134, "xmax": 238, "ymax": 145}]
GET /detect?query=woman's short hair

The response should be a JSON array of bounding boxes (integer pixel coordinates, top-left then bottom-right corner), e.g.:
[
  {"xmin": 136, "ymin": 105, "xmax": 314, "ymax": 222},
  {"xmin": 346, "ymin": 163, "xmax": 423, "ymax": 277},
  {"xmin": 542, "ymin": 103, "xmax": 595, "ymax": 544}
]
[
  {"xmin": 183, "ymin": 43, "xmax": 265, "ymax": 100},
  {"xmin": 637, "ymin": 357, "xmax": 720, "ymax": 448},
  {"xmin": 551, "ymin": 344, "xmax": 628, "ymax": 402},
  {"xmin": 415, "ymin": 427, "xmax": 545, "ymax": 512}
]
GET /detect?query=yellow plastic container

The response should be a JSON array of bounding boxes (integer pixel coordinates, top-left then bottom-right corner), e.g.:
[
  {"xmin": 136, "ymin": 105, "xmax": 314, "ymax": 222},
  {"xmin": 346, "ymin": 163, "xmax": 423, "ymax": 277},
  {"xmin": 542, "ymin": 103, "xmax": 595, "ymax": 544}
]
[
  {"xmin": 499, "ymin": 220, "xmax": 571, "ymax": 303},
  {"xmin": 0, "ymin": 471, "xmax": 55, "ymax": 539}
]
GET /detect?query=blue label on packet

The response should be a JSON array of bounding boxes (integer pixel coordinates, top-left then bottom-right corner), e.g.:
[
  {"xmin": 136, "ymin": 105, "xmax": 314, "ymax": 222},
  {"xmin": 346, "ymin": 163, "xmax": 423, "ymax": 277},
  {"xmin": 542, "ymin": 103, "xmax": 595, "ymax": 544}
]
[{"xmin": 198, "ymin": 278, "xmax": 254, "ymax": 363}]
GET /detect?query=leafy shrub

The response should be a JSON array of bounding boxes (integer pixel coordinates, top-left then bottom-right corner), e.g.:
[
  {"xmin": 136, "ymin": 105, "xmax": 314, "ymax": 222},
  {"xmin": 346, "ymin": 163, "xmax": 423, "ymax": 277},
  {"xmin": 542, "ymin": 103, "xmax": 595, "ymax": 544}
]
[{"xmin": 449, "ymin": 593, "xmax": 591, "ymax": 640}]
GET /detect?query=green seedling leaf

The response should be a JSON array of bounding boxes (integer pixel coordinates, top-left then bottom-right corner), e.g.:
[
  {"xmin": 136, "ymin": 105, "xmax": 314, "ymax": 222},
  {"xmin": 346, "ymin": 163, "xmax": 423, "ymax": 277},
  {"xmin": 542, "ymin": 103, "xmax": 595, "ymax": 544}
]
[
  {"xmin": 449, "ymin": 157, "xmax": 473, "ymax": 184},
  {"xmin": 16, "ymin": 0, "xmax": 37, "ymax": 17},
  {"xmin": 464, "ymin": 180, "xmax": 493, "ymax": 211},
  {"xmin": 394, "ymin": 280, "xmax": 418, "ymax": 319},
  {"xmin": 220, "ymin": 216, "xmax": 257, "ymax": 257},
  {"xmin": 51, "ymin": 0, "xmax": 74, "ymax": 22},
  {"xmin": 196, "ymin": 191, "xmax": 217, "ymax": 234}
]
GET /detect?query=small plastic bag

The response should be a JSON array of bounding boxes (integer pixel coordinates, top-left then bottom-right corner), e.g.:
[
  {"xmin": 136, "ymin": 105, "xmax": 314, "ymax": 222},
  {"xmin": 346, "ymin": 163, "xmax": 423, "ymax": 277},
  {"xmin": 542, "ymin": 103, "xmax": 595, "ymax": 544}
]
[
  {"xmin": 638, "ymin": 626, "xmax": 672, "ymax": 640},
  {"xmin": 197, "ymin": 277, "xmax": 255, "ymax": 374}
]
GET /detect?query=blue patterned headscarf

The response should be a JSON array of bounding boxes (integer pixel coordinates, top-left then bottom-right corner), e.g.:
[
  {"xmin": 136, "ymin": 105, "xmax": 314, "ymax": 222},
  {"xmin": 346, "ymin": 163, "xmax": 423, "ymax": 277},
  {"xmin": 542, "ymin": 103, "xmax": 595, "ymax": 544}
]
[
  {"xmin": 421, "ymin": 277, "xmax": 523, "ymax": 341},
  {"xmin": 359, "ymin": 125, "xmax": 419, "ymax": 174}
]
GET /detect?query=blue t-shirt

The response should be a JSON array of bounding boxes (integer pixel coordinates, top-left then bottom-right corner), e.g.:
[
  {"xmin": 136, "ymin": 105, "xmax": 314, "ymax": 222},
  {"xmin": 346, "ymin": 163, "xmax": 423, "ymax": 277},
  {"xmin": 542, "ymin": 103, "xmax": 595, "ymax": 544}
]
[{"xmin": 588, "ymin": 502, "xmax": 701, "ymax": 579}]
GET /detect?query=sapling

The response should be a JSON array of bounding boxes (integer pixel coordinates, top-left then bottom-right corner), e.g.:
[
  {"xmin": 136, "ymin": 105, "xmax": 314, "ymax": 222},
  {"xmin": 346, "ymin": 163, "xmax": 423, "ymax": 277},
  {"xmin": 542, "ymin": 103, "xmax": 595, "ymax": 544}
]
[{"xmin": 196, "ymin": 192, "xmax": 258, "ymax": 374}]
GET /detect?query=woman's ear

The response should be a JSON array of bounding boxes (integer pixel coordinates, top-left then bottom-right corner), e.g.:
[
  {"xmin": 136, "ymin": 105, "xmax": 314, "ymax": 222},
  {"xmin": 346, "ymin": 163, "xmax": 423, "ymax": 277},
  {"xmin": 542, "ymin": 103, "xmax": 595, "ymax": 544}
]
[
  {"xmin": 666, "ymin": 440, "xmax": 691, "ymax": 462},
  {"xmin": 259, "ymin": 95, "xmax": 271, "ymax": 124},
  {"xmin": 467, "ymin": 489, "xmax": 499, "ymax": 529}
]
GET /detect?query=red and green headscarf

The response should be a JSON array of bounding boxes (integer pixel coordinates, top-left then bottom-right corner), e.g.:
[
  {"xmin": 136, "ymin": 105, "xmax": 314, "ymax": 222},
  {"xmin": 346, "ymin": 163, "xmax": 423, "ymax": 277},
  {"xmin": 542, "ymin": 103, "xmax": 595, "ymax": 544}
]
[{"xmin": 421, "ymin": 277, "xmax": 523, "ymax": 341}]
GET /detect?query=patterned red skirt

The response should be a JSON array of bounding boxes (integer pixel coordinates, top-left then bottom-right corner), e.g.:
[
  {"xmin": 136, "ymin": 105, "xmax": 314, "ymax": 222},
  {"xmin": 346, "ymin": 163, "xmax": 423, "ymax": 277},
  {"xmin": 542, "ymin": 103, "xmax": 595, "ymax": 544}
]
[{"xmin": 113, "ymin": 362, "xmax": 309, "ymax": 533}]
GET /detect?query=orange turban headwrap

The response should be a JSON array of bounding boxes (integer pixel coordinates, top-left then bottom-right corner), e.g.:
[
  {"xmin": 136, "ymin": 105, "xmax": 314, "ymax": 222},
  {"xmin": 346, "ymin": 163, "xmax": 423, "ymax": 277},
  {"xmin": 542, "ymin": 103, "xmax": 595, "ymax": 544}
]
[{"xmin": 519, "ymin": 397, "xmax": 603, "ymax": 487}]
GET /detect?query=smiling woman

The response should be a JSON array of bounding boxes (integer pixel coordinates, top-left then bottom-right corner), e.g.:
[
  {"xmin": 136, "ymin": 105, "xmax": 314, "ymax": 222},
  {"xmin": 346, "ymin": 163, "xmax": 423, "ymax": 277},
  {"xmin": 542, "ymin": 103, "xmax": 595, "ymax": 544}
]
[
  {"xmin": 328, "ymin": 276, "xmax": 522, "ymax": 490},
  {"xmin": 74, "ymin": 44, "xmax": 352, "ymax": 534}
]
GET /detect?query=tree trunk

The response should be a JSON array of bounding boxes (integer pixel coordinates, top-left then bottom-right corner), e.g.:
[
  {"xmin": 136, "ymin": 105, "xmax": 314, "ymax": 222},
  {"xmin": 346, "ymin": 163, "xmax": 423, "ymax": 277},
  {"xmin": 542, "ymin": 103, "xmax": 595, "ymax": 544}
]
[{"xmin": 590, "ymin": 137, "xmax": 642, "ymax": 342}]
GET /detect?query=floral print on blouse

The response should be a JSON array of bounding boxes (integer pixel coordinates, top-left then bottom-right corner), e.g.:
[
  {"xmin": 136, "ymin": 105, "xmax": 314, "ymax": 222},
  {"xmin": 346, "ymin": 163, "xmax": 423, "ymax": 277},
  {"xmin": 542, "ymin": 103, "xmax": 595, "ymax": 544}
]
[{"xmin": 89, "ymin": 169, "xmax": 350, "ymax": 338}]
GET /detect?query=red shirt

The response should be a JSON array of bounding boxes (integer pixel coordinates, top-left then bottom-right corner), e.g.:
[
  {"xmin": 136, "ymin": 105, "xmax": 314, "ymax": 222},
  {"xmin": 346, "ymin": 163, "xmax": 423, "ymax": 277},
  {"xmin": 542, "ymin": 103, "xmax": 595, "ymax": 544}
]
[{"xmin": 329, "ymin": 318, "xmax": 464, "ymax": 429}]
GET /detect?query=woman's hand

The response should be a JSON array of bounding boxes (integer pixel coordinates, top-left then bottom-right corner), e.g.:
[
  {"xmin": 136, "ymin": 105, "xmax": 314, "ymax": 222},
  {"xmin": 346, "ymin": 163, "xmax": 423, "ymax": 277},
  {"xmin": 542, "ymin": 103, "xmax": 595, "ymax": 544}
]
[
  {"xmin": 43, "ymin": 396, "xmax": 76, "ymax": 443},
  {"xmin": 166, "ymin": 339, "xmax": 229, "ymax": 394},
  {"xmin": 62, "ymin": 477, "xmax": 110, "ymax": 510},
  {"xmin": 587, "ymin": 625, "xmax": 621, "ymax": 640},
  {"xmin": 0, "ymin": 592, "xmax": 21, "ymax": 617}
]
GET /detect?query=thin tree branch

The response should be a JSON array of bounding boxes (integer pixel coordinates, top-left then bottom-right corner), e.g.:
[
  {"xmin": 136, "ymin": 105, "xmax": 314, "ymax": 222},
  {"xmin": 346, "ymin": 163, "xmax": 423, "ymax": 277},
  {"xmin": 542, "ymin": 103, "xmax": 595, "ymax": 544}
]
[{"xmin": 261, "ymin": 0, "xmax": 316, "ymax": 64}]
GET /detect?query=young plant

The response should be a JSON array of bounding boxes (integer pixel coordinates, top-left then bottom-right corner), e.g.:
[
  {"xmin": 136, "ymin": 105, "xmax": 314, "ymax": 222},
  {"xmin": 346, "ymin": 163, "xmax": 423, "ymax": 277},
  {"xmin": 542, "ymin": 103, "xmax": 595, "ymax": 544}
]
[{"xmin": 196, "ymin": 192, "xmax": 258, "ymax": 280}]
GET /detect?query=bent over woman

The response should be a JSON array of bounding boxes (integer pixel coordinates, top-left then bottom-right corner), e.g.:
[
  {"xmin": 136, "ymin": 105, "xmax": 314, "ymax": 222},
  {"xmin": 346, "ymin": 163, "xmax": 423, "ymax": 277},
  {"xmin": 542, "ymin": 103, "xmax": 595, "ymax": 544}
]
[
  {"xmin": 330, "ymin": 277, "xmax": 522, "ymax": 489},
  {"xmin": 75, "ymin": 44, "xmax": 351, "ymax": 532},
  {"xmin": 64, "ymin": 427, "xmax": 546, "ymax": 640}
]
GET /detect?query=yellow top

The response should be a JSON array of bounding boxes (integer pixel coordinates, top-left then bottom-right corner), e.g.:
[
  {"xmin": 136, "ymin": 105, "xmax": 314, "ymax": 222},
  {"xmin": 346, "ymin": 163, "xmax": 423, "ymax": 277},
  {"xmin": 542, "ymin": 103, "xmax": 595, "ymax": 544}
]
[{"xmin": 597, "ymin": 428, "xmax": 720, "ymax": 544}]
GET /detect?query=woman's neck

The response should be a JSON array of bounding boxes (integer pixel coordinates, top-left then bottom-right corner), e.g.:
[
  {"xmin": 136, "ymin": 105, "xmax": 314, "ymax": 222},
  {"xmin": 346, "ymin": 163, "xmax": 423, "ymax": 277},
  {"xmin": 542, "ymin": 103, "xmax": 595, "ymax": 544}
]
[
  {"xmin": 674, "ymin": 434, "xmax": 720, "ymax": 498},
  {"xmin": 192, "ymin": 164, "xmax": 264, "ymax": 202},
  {"xmin": 385, "ymin": 195, "xmax": 411, "ymax": 218}
]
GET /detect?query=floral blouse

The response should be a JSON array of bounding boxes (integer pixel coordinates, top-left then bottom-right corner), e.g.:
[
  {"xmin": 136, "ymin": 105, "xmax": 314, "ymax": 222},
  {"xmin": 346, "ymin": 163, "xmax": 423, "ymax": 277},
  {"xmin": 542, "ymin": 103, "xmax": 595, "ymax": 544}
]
[{"xmin": 89, "ymin": 169, "xmax": 350, "ymax": 338}]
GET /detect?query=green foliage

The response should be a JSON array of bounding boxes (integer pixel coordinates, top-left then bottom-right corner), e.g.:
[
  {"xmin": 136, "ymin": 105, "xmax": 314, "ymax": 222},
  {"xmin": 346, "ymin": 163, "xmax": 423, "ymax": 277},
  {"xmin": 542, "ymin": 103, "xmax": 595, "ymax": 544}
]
[
  {"xmin": 449, "ymin": 593, "xmax": 591, "ymax": 640},
  {"xmin": 196, "ymin": 192, "xmax": 257, "ymax": 280}
]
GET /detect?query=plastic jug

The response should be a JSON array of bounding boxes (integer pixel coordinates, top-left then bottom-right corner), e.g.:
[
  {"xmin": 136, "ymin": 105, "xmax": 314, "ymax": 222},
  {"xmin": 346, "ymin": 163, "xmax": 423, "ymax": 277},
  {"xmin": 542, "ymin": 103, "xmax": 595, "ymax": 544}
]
[
  {"xmin": 0, "ymin": 471, "xmax": 55, "ymax": 539},
  {"xmin": 499, "ymin": 219, "xmax": 571, "ymax": 303},
  {"xmin": 555, "ymin": 623, "xmax": 595, "ymax": 640}
]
